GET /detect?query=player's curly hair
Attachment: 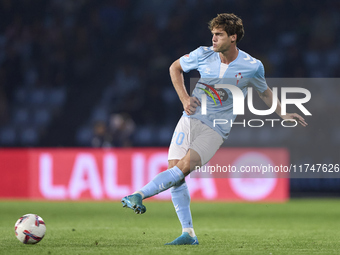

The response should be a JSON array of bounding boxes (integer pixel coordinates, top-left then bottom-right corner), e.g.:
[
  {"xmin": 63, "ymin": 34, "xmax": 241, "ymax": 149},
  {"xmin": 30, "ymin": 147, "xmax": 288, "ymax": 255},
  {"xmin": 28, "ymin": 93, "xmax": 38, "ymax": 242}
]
[{"xmin": 209, "ymin": 13, "xmax": 244, "ymax": 43}]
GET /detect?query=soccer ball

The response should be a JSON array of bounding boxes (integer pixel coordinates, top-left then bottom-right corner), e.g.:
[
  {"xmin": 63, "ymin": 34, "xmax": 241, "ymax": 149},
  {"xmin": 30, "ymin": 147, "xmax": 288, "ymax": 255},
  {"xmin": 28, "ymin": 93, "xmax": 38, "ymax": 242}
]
[{"xmin": 14, "ymin": 214, "xmax": 46, "ymax": 244}]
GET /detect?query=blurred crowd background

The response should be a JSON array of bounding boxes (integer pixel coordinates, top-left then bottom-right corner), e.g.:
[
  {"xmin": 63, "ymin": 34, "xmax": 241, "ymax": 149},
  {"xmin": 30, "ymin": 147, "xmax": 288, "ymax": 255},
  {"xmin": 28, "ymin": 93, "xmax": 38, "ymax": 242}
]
[{"xmin": 0, "ymin": 0, "xmax": 340, "ymax": 195}]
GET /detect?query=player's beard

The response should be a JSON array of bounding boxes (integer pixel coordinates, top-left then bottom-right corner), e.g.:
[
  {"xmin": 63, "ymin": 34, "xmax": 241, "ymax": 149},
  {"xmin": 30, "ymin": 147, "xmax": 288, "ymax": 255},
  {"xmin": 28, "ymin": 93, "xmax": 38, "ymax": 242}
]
[
  {"xmin": 213, "ymin": 44, "xmax": 220, "ymax": 52},
  {"xmin": 216, "ymin": 43, "xmax": 231, "ymax": 54}
]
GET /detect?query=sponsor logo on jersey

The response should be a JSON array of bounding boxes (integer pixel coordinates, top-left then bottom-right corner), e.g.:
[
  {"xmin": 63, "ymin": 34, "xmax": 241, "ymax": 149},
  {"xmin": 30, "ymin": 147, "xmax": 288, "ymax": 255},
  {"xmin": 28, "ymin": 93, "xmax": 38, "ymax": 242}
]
[{"xmin": 197, "ymin": 82, "xmax": 226, "ymax": 105}]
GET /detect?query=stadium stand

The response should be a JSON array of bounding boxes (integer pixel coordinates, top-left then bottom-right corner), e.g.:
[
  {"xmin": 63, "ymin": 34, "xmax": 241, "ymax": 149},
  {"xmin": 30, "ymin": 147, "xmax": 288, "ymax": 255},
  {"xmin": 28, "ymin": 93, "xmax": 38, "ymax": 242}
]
[{"xmin": 0, "ymin": 0, "xmax": 340, "ymax": 195}]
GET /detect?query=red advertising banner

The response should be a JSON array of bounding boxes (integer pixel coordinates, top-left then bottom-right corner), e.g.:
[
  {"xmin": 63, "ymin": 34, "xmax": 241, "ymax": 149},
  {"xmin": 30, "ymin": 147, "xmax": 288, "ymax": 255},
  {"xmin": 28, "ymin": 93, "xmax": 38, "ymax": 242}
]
[{"xmin": 0, "ymin": 148, "xmax": 289, "ymax": 202}]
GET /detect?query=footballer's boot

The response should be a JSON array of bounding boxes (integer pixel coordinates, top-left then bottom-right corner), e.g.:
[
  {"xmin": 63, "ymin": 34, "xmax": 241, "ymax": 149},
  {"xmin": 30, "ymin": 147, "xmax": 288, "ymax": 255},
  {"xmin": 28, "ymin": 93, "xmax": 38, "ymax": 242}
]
[
  {"xmin": 121, "ymin": 194, "xmax": 146, "ymax": 214},
  {"xmin": 165, "ymin": 232, "xmax": 199, "ymax": 245}
]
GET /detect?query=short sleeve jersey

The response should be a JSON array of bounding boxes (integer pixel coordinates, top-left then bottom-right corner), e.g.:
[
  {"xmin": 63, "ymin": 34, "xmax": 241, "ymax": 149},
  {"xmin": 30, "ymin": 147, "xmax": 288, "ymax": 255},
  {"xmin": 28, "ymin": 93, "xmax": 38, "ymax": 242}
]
[{"xmin": 179, "ymin": 46, "xmax": 268, "ymax": 139}]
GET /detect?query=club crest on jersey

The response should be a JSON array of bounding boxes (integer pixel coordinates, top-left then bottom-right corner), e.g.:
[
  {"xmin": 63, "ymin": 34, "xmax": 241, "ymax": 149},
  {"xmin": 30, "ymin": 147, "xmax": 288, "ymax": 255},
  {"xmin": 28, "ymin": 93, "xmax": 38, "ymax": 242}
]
[{"xmin": 235, "ymin": 72, "xmax": 243, "ymax": 85}]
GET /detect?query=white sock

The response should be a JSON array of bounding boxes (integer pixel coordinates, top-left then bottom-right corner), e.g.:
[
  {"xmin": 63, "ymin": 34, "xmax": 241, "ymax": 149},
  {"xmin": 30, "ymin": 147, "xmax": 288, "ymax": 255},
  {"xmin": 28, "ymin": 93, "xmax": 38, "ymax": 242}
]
[
  {"xmin": 132, "ymin": 191, "xmax": 145, "ymax": 199},
  {"xmin": 182, "ymin": 228, "xmax": 196, "ymax": 237}
]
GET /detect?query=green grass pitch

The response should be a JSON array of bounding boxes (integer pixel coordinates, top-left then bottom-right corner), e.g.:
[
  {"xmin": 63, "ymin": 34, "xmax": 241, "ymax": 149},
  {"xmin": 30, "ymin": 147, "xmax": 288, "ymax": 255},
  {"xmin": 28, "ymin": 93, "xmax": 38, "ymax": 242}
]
[{"xmin": 1, "ymin": 199, "xmax": 340, "ymax": 255}]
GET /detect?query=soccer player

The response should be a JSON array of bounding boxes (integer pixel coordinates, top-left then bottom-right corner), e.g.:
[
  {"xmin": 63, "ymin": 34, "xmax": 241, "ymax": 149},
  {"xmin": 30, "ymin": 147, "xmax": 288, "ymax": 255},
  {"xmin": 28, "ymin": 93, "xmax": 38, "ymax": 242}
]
[{"xmin": 121, "ymin": 13, "xmax": 307, "ymax": 245}]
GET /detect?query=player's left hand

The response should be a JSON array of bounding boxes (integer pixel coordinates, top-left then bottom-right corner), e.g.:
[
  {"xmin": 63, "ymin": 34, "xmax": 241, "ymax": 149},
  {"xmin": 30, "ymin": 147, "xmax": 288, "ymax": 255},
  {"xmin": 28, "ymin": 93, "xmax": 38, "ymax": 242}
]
[
  {"xmin": 186, "ymin": 97, "xmax": 201, "ymax": 115},
  {"xmin": 281, "ymin": 113, "xmax": 308, "ymax": 127}
]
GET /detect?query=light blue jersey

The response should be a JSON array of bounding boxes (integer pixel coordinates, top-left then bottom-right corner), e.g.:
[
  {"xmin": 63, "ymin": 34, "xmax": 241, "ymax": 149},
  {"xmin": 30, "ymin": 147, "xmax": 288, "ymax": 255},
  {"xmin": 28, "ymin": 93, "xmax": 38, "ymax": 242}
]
[{"xmin": 179, "ymin": 46, "xmax": 268, "ymax": 139}]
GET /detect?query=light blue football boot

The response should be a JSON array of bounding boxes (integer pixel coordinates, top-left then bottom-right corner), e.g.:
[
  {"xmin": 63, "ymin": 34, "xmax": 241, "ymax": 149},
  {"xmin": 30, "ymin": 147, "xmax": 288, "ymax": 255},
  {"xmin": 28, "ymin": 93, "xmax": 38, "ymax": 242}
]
[
  {"xmin": 165, "ymin": 232, "xmax": 199, "ymax": 245},
  {"xmin": 121, "ymin": 194, "xmax": 146, "ymax": 214}
]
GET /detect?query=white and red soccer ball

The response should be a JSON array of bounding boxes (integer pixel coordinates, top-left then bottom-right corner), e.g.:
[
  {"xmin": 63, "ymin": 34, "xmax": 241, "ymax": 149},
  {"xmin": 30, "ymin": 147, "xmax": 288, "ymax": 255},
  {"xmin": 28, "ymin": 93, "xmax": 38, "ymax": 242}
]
[{"xmin": 14, "ymin": 214, "xmax": 46, "ymax": 244}]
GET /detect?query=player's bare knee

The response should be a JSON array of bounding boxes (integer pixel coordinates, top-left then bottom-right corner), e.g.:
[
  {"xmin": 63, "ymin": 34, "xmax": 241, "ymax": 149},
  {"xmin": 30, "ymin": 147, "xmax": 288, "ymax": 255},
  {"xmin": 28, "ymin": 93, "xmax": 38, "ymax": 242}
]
[
  {"xmin": 188, "ymin": 149, "xmax": 202, "ymax": 171},
  {"xmin": 190, "ymin": 157, "xmax": 202, "ymax": 171},
  {"xmin": 175, "ymin": 157, "xmax": 190, "ymax": 176},
  {"xmin": 182, "ymin": 158, "xmax": 191, "ymax": 174},
  {"xmin": 168, "ymin": 159, "xmax": 179, "ymax": 169}
]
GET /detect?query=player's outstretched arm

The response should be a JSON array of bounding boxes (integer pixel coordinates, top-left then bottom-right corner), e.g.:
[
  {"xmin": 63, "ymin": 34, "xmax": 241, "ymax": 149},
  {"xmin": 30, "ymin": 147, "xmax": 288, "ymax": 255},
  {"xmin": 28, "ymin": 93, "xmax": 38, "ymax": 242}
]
[
  {"xmin": 169, "ymin": 59, "xmax": 200, "ymax": 115},
  {"xmin": 257, "ymin": 87, "xmax": 308, "ymax": 127}
]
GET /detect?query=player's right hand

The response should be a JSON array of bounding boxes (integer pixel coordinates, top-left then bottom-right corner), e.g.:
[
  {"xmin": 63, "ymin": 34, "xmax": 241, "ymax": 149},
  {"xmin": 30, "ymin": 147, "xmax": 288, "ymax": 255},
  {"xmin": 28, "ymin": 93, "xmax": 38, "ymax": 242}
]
[
  {"xmin": 281, "ymin": 113, "xmax": 308, "ymax": 127},
  {"xmin": 184, "ymin": 97, "xmax": 201, "ymax": 115}
]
